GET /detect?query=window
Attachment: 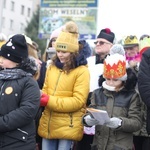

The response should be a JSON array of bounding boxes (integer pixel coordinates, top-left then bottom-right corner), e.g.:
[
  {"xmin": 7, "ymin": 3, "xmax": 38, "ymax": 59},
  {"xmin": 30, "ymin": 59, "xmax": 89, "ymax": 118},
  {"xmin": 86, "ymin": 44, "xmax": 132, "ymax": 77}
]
[
  {"xmin": 10, "ymin": 1, "xmax": 14, "ymax": 11},
  {"xmin": 10, "ymin": 19, "xmax": 14, "ymax": 30},
  {"xmin": 20, "ymin": 23, "xmax": 24, "ymax": 32},
  {"xmin": 27, "ymin": 8, "xmax": 31, "ymax": 17},
  {"xmin": 21, "ymin": 5, "xmax": 25, "ymax": 15},
  {"xmin": 2, "ymin": 17, "xmax": 5, "ymax": 28},
  {"xmin": 3, "ymin": 0, "xmax": 6, "ymax": 8}
]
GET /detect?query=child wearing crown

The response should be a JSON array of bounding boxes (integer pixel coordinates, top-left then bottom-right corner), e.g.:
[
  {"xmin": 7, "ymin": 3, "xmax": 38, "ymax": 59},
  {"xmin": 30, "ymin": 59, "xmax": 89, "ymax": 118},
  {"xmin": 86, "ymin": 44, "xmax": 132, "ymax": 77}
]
[{"xmin": 82, "ymin": 50, "xmax": 142, "ymax": 150}]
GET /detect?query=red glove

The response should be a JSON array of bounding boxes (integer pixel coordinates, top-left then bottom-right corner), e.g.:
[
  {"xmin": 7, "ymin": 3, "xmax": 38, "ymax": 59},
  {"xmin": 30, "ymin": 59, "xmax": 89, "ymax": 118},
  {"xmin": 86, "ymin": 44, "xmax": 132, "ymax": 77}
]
[{"xmin": 40, "ymin": 93, "xmax": 49, "ymax": 106}]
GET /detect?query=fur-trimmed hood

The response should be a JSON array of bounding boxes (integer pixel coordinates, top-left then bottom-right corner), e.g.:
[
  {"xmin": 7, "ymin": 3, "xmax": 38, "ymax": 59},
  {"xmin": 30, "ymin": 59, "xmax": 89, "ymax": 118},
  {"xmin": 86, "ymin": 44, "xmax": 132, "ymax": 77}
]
[
  {"xmin": 75, "ymin": 40, "xmax": 92, "ymax": 67},
  {"xmin": 19, "ymin": 56, "xmax": 38, "ymax": 76},
  {"xmin": 79, "ymin": 40, "xmax": 92, "ymax": 58}
]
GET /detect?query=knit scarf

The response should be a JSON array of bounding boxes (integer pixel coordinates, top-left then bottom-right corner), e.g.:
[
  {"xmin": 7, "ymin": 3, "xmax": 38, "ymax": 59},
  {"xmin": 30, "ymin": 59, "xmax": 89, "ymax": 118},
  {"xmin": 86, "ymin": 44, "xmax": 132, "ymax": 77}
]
[{"xmin": 0, "ymin": 68, "xmax": 32, "ymax": 80}]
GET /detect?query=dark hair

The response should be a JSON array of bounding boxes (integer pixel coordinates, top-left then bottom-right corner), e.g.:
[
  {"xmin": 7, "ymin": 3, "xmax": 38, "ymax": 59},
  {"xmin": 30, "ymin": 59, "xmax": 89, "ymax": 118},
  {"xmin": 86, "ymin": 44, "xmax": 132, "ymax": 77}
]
[
  {"xmin": 124, "ymin": 68, "xmax": 137, "ymax": 90},
  {"xmin": 47, "ymin": 39, "xmax": 53, "ymax": 48},
  {"xmin": 51, "ymin": 52, "xmax": 78, "ymax": 73},
  {"xmin": 47, "ymin": 37, "xmax": 57, "ymax": 48},
  {"xmin": 98, "ymin": 75, "xmax": 105, "ymax": 87}
]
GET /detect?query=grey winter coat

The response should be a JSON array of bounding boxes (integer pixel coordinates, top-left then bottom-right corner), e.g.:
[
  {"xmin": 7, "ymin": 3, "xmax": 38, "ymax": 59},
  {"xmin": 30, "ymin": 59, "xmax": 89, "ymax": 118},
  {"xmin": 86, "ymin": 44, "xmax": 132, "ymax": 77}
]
[{"xmin": 90, "ymin": 87, "xmax": 142, "ymax": 150}]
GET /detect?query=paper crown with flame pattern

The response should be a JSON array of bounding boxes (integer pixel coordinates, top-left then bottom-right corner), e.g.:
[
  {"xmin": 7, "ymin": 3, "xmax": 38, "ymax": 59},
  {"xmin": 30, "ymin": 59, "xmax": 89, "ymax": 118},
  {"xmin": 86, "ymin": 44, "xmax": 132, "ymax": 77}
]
[
  {"xmin": 123, "ymin": 35, "xmax": 139, "ymax": 48},
  {"xmin": 103, "ymin": 53, "xmax": 127, "ymax": 81}
]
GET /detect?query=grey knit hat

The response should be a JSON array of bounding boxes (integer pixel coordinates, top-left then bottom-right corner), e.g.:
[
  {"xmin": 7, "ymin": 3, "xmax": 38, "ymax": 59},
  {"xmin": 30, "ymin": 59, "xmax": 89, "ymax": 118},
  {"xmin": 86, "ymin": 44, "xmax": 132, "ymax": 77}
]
[{"xmin": 109, "ymin": 44, "xmax": 125, "ymax": 56}]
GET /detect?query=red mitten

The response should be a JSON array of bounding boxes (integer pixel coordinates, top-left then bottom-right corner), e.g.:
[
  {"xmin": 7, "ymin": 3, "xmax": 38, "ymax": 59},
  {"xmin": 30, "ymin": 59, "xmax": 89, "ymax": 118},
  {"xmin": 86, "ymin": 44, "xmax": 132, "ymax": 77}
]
[{"xmin": 40, "ymin": 93, "xmax": 49, "ymax": 106}]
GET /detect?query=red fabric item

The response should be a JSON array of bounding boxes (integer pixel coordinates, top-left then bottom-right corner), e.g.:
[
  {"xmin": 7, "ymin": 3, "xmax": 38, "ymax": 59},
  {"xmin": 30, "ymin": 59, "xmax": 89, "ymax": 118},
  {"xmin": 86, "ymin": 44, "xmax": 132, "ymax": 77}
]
[
  {"xmin": 105, "ymin": 28, "xmax": 111, "ymax": 34},
  {"xmin": 140, "ymin": 47, "xmax": 150, "ymax": 58},
  {"xmin": 40, "ymin": 93, "xmax": 49, "ymax": 106}
]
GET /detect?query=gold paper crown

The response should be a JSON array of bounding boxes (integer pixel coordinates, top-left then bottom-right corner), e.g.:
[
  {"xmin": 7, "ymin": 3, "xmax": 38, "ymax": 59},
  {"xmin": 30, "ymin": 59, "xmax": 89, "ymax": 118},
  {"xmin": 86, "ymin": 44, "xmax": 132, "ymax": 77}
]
[
  {"xmin": 103, "ymin": 54, "xmax": 126, "ymax": 79},
  {"xmin": 124, "ymin": 35, "xmax": 139, "ymax": 47}
]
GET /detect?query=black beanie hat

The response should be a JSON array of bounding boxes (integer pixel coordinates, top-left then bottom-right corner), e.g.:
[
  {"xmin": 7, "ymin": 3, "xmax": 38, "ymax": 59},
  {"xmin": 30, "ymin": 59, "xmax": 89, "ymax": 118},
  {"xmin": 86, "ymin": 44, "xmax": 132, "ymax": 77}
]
[
  {"xmin": 97, "ymin": 28, "xmax": 115, "ymax": 43},
  {"xmin": 0, "ymin": 34, "xmax": 28, "ymax": 63}
]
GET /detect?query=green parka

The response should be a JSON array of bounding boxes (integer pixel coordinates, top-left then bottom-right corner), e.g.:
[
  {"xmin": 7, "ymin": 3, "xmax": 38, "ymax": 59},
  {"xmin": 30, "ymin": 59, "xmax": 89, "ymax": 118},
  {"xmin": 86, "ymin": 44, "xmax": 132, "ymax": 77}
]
[{"xmin": 90, "ymin": 88, "xmax": 142, "ymax": 150}]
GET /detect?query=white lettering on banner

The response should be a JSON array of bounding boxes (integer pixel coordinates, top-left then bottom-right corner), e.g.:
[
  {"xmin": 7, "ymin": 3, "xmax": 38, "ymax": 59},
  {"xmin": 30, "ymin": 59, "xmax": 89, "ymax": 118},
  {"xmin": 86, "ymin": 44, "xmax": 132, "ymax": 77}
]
[
  {"xmin": 41, "ymin": 8, "xmax": 88, "ymax": 16},
  {"xmin": 61, "ymin": 9, "xmax": 88, "ymax": 16}
]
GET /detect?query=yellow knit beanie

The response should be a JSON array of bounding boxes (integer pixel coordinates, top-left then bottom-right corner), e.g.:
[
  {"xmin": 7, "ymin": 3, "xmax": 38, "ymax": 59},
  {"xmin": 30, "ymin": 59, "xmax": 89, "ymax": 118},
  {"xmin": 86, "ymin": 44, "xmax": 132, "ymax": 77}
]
[{"xmin": 54, "ymin": 21, "xmax": 79, "ymax": 52}]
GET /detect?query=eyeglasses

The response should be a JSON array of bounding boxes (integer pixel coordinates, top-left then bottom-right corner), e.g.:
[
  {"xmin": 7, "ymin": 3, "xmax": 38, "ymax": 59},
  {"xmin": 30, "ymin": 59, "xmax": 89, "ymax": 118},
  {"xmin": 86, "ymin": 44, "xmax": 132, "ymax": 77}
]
[
  {"xmin": 124, "ymin": 47, "xmax": 134, "ymax": 50},
  {"xmin": 94, "ymin": 41, "xmax": 111, "ymax": 45}
]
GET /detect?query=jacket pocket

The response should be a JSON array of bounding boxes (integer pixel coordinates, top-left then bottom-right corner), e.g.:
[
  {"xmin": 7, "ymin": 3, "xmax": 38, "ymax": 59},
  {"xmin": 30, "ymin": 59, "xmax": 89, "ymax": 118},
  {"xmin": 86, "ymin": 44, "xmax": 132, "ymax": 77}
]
[
  {"xmin": 5, "ymin": 128, "xmax": 28, "ymax": 142},
  {"xmin": 91, "ymin": 144, "xmax": 98, "ymax": 150},
  {"xmin": 113, "ymin": 144, "xmax": 128, "ymax": 150}
]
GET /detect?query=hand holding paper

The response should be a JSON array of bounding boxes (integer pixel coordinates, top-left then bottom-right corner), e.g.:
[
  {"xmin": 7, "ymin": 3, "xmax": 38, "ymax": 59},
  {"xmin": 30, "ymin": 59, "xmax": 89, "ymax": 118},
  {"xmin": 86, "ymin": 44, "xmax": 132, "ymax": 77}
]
[
  {"xmin": 84, "ymin": 115, "xmax": 99, "ymax": 126},
  {"xmin": 87, "ymin": 108, "xmax": 110, "ymax": 125}
]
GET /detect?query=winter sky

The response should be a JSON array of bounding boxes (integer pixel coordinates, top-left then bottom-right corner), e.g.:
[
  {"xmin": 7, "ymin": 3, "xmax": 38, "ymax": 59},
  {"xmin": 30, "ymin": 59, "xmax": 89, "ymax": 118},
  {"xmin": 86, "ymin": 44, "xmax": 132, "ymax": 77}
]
[{"xmin": 97, "ymin": 0, "xmax": 149, "ymax": 40}]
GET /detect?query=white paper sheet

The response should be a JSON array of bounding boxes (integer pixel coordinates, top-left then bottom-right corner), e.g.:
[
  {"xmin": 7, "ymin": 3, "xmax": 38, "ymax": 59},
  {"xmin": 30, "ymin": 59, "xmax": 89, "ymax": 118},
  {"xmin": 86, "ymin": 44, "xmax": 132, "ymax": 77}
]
[{"xmin": 87, "ymin": 108, "xmax": 110, "ymax": 125}]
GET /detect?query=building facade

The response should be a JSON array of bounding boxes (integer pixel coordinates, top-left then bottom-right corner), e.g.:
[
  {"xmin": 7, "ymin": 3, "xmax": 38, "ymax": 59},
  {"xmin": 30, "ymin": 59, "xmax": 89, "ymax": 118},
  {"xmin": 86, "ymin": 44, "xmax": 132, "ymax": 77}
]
[{"xmin": 0, "ymin": 0, "xmax": 40, "ymax": 38}]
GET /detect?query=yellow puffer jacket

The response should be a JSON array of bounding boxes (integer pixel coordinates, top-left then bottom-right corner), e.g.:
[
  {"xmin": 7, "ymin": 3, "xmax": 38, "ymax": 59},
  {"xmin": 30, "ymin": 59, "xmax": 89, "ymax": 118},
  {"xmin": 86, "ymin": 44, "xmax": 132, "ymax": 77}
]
[{"xmin": 38, "ymin": 65, "xmax": 90, "ymax": 141}]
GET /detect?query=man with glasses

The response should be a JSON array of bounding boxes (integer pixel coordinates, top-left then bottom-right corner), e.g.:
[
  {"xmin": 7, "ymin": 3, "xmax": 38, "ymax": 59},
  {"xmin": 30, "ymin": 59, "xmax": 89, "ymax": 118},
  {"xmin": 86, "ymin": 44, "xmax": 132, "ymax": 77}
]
[{"xmin": 87, "ymin": 28, "xmax": 115, "ymax": 92}]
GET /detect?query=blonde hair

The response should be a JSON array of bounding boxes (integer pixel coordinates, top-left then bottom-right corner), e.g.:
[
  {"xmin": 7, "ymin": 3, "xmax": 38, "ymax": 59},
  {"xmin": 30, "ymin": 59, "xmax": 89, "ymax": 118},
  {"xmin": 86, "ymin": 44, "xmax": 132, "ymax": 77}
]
[{"xmin": 27, "ymin": 44, "xmax": 40, "ymax": 80}]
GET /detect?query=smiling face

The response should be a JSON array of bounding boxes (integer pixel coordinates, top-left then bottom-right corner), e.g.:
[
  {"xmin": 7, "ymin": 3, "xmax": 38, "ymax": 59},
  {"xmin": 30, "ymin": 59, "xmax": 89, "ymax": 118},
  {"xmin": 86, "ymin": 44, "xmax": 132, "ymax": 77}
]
[{"xmin": 56, "ymin": 51, "xmax": 71, "ymax": 63}]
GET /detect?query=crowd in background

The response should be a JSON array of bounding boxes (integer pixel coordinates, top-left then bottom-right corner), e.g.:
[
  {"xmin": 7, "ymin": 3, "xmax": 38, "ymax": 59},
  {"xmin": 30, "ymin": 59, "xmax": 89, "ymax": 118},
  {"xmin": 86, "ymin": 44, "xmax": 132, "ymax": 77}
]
[{"xmin": 0, "ymin": 20, "xmax": 150, "ymax": 150}]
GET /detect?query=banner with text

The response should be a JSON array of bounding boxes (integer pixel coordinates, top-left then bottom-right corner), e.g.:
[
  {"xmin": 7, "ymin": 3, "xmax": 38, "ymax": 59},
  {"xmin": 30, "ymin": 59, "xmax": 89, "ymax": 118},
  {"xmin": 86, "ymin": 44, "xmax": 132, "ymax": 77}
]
[{"xmin": 38, "ymin": 0, "xmax": 98, "ymax": 39}]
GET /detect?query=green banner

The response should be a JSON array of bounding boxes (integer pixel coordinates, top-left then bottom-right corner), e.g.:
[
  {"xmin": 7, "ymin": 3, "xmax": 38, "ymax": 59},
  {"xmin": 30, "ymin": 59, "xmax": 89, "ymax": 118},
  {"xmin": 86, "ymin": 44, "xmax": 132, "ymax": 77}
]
[{"xmin": 38, "ymin": 0, "xmax": 98, "ymax": 39}]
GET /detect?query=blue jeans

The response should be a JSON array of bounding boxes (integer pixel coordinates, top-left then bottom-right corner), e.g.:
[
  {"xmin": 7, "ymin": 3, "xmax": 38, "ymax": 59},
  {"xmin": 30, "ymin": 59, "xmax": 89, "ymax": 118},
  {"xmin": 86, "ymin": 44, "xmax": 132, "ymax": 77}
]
[{"xmin": 42, "ymin": 138, "xmax": 72, "ymax": 150}]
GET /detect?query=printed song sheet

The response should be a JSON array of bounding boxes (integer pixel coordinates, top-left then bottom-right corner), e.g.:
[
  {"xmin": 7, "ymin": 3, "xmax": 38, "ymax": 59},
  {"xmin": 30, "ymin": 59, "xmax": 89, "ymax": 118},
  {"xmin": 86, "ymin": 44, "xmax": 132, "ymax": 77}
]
[{"xmin": 87, "ymin": 108, "xmax": 110, "ymax": 125}]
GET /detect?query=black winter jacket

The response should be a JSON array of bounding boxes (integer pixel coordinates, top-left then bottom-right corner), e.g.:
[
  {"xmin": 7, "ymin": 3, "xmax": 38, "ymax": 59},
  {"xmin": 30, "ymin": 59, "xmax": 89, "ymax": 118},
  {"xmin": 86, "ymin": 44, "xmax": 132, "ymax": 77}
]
[
  {"xmin": 0, "ymin": 69, "xmax": 40, "ymax": 150},
  {"xmin": 138, "ymin": 48, "xmax": 150, "ymax": 134}
]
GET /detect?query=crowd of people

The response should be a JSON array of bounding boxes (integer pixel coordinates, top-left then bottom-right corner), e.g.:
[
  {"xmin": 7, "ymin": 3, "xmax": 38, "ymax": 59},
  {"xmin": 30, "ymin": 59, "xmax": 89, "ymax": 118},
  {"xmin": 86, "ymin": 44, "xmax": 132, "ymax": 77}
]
[{"xmin": 0, "ymin": 20, "xmax": 150, "ymax": 150}]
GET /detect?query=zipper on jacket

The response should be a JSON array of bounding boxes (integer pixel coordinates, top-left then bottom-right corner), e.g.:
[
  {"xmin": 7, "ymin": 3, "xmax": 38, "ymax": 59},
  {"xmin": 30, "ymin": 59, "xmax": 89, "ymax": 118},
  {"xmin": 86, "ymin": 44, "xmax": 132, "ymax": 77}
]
[
  {"xmin": 52, "ymin": 71, "xmax": 62, "ymax": 95},
  {"xmin": 0, "ymin": 82, "xmax": 5, "ymax": 96},
  {"xmin": 48, "ymin": 111, "xmax": 52, "ymax": 138},
  {"xmin": 48, "ymin": 71, "xmax": 62, "ymax": 138},
  {"xmin": 17, "ymin": 128, "xmax": 28, "ymax": 135},
  {"xmin": 69, "ymin": 113, "xmax": 73, "ymax": 128}
]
